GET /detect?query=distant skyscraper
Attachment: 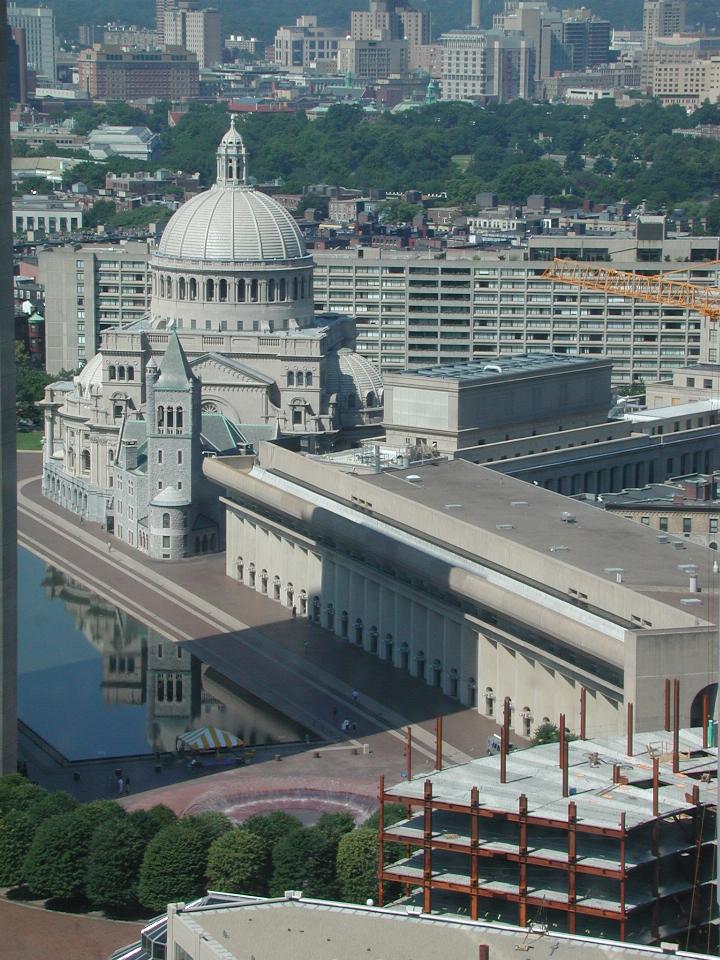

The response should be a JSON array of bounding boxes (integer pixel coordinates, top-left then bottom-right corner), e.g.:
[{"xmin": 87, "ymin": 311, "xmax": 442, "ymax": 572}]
[
  {"xmin": 643, "ymin": 0, "xmax": 686, "ymax": 46},
  {"xmin": 162, "ymin": 2, "xmax": 222, "ymax": 69},
  {"xmin": 7, "ymin": 3, "xmax": 54, "ymax": 80},
  {"xmin": 0, "ymin": 0, "xmax": 18, "ymax": 777}
]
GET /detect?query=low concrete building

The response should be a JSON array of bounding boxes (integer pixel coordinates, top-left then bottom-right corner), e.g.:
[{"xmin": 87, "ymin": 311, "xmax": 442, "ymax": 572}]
[
  {"xmin": 87, "ymin": 125, "xmax": 160, "ymax": 162},
  {"xmin": 12, "ymin": 195, "xmax": 83, "ymax": 234},
  {"xmin": 645, "ymin": 362, "xmax": 720, "ymax": 408},
  {"xmin": 206, "ymin": 443, "xmax": 717, "ymax": 739}
]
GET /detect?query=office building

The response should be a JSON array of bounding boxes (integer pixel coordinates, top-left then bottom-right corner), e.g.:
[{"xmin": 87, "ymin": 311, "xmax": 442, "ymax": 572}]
[
  {"xmin": 337, "ymin": 36, "xmax": 409, "ymax": 81},
  {"xmin": 561, "ymin": 17, "xmax": 611, "ymax": 70},
  {"xmin": 38, "ymin": 241, "xmax": 152, "ymax": 372},
  {"xmin": 87, "ymin": 125, "xmax": 161, "ymax": 162},
  {"xmin": 652, "ymin": 55, "xmax": 720, "ymax": 107},
  {"xmin": 7, "ymin": 3, "xmax": 54, "ymax": 80},
  {"xmin": 350, "ymin": 1, "xmax": 404, "ymax": 40},
  {"xmin": 7, "ymin": 25, "xmax": 26, "ymax": 101},
  {"xmin": 313, "ymin": 227, "xmax": 720, "ymax": 382},
  {"xmin": 440, "ymin": 30, "xmax": 486, "ymax": 100},
  {"xmin": 380, "ymin": 729, "xmax": 716, "ymax": 940},
  {"xmin": 12, "ymin": 195, "xmax": 84, "ymax": 235},
  {"xmin": 643, "ymin": 0, "xmax": 686, "ymax": 46},
  {"xmin": 273, "ymin": 17, "xmax": 345, "ymax": 73},
  {"xmin": 493, "ymin": 1, "xmax": 564, "ymax": 81},
  {"xmin": 0, "ymin": 0, "xmax": 18, "ymax": 777},
  {"xmin": 77, "ymin": 44, "xmax": 199, "ymax": 100},
  {"xmin": 207, "ymin": 441, "xmax": 717, "ymax": 737},
  {"xmin": 162, "ymin": 2, "xmax": 222, "ymax": 69}
]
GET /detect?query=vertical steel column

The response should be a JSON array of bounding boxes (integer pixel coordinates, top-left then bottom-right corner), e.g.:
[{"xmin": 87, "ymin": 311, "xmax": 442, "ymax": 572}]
[
  {"xmin": 580, "ymin": 687, "xmax": 587, "ymax": 741},
  {"xmin": 377, "ymin": 775, "xmax": 385, "ymax": 907},
  {"xmin": 470, "ymin": 785, "xmax": 480, "ymax": 921},
  {"xmin": 627, "ymin": 702, "xmax": 634, "ymax": 757},
  {"xmin": 518, "ymin": 794, "xmax": 528, "ymax": 928},
  {"xmin": 422, "ymin": 779, "xmax": 432, "ymax": 914},
  {"xmin": 703, "ymin": 693, "xmax": 709, "ymax": 749},
  {"xmin": 559, "ymin": 713, "xmax": 566, "ymax": 768},
  {"xmin": 435, "ymin": 716, "xmax": 443, "ymax": 771},
  {"xmin": 567, "ymin": 801, "xmax": 577, "ymax": 935},
  {"xmin": 619, "ymin": 812, "xmax": 627, "ymax": 941},
  {"xmin": 500, "ymin": 725, "xmax": 507, "ymax": 784},
  {"xmin": 664, "ymin": 678, "xmax": 671, "ymax": 732},
  {"xmin": 673, "ymin": 679, "xmax": 680, "ymax": 774}
]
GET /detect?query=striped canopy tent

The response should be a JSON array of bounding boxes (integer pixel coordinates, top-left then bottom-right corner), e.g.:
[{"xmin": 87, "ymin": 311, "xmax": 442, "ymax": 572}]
[{"xmin": 177, "ymin": 726, "xmax": 243, "ymax": 752}]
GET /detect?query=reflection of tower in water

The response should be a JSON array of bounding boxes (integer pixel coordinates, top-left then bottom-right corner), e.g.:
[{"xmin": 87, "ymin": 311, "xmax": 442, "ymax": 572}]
[
  {"xmin": 41, "ymin": 566, "xmax": 146, "ymax": 705},
  {"xmin": 145, "ymin": 633, "xmax": 201, "ymax": 754}
]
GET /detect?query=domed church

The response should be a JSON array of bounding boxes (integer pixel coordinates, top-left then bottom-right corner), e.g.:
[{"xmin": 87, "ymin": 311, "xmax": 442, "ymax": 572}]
[{"xmin": 40, "ymin": 120, "xmax": 384, "ymax": 560}]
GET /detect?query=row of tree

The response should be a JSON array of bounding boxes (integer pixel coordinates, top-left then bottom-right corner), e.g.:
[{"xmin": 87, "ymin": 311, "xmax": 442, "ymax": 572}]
[{"xmin": 0, "ymin": 775, "xmax": 405, "ymax": 916}]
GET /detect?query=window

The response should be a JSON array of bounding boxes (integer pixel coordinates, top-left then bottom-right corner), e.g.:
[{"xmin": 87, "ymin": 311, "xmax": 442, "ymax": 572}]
[
  {"xmin": 237, "ymin": 279, "xmax": 245, "ymax": 302},
  {"xmin": 176, "ymin": 407, "xmax": 183, "ymax": 429},
  {"xmin": 268, "ymin": 278, "xmax": 276, "ymax": 301},
  {"xmin": 710, "ymin": 518, "xmax": 718, "ymax": 534},
  {"xmin": 250, "ymin": 279, "xmax": 259, "ymax": 302},
  {"xmin": 162, "ymin": 513, "xmax": 170, "ymax": 528},
  {"xmin": 219, "ymin": 278, "xmax": 227, "ymax": 302},
  {"xmin": 177, "ymin": 450, "xmax": 183, "ymax": 464},
  {"xmin": 189, "ymin": 278, "xmax": 197, "ymax": 301},
  {"xmin": 297, "ymin": 372, "xmax": 304, "ymax": 387},
  {"xmin": 179, "ymin": 277, "xmax": 186, "ymax": 299},
  {"xmin": 659, "ymin": 516, "xmax": 668, "ymax": 531},
  {"xmin": 109, "ymin": 365, "xmax": 116, "ymax": 380},
  {"xmin": 158, "ymin": 450, "xmax": 163, "ymax": 464},
  {"xmin": 704, "ymin": 379, "xmax": 713, "ymax": 388},
  {"xmin": 306, "ymin": 371, "xmax": 313, "ymax": 387},
  {"xmin": 683, "ymin": 517, "xmax": 692, "ymax": 533},
  {"xmin": 127, "ymin": 366, "xmax": 134, "ymax": 381},
  {"xmin": 641, "ymin": 516, "xmax": 650, "ymax": 525},
  {"xmin": 686, "ymin": 377, "xmax": 695, "ymax": 386},
  {"xmin": 81, "ymin": 450, "xmax": 91, "ymax": 473},
  {"xmin": 287, "ymin": 371, "xmax": 294, "ymax": 387},
  {"xmin": 206, "ymin": 278, "xmax": 215, "ymax": 301},
  {"xmin": 292, "ymin": 409, "xmax": 302, "ymax": 425},
  {"xmin": 163, "ymin": 536, "xmax": 170, "ymax": 548}
]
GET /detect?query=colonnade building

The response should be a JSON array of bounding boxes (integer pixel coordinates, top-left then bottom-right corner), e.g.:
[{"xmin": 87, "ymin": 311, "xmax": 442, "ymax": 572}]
[{"xmin": 205, "ymin": 443, "xmax": 718, "ymax": 739}]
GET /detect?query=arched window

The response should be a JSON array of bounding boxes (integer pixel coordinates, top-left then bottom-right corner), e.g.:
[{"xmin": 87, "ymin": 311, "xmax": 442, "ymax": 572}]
[
  {"xmin": 81, "ymin": 449, "xmax": 91, "ymax": 473},
  {"xmin": 260, "ymin": 569, "xmax": 268, "ymax": 594},
  {"xmin": 219, "ymin": 278, "xmax": 227, "ymax": 302},
  {"xmin": 355, "ymin": 618, "xmax": 363, "ymax": 645},
  {"xmin": 485, "ymin": 687, "xmax": 495, "ymax": 716},
  {"xmin": 158, "ymin": 450, "xmax": 163, "ymax": 464},
  {"xmin": 370, "ymin": 627, "xmax": 378, "ymax": 654},
  {"xmin": 300, "ymin": 277, "xmax": 306, "ymax": 298},
  {"xmin": 189, "ymin": 278, "xmax": 197, "ymax": 301},
  {"xmin": 306, "ymin": 371, "xmax": 313, "ymax": 387},
  {"xmin": 250, "ymin": 279, "xmax": 259, "ymax": 303},
  {"xmin": 166, "ymin": 276, "xmax": 173, "ymax": 298},
  {"xmin": 268, "ymin": 278, "xmax": 276, "ymax": 302},
  {"xmin": 341, "ymin": 611, "xmax": 348, "ymax": 638},
  {"xmin": 249, "ymin": 563, "xmax": 256, "ymax": 587},
  {"xmin": 157, "ymin": 405, "xmax": 164, "ymax": 429},
  {"xmin": 118, "ymin": 366, "xmax": 126, "ymax": 380},
  {"xmin": 127, "ymin": 366, "xmax": 135, "ymax": 381},
  {"xmin": 286, "ymin": 582, "xmax": 294, "ymax": 606},
  {"xmin": 162, "ymin": 512, "xmax": 170, "ymax": 529},
  {"xmin": 366, "ymin": 391, "xmax": 376, "ymax": 408},
  {"xmin": 109, "ymin": 365, "xmax": 116, "ymax": 380},
  {"xmin": 179, "ymin": 277, "xmax": 186, "ymax": 300},
  {"xmin": 166, "ymin": 407, "xmax": 174, "ymax": 429},
  {"xmin": 292, "ymin": 277, "xmax": 298, "ymax": 300},
  {"xmin": 273, "ymin": 576, "xmax": 281, "ymax": 601},
  {"xmin": 432, "ymin": 658, "xmax": 442, "ymax": 688},
  {"xmin": 160, "ymin": 276, "xmax": 165, "ymax": 297},
  {"xmin": 279, "ymin": 278, "xmax": 286, "ymax": 301},
  {"xmin": 400, "ymin": 641, "xmax": 409, "ymax": 671},
  {"xmin": 237, "ymin": 279, "xmax": 246, "ymax": 302},
  {"xmin": 299, "ymin": 590, "xmax": 307, "ymax": 616},
  {"xmin": 416, "ymin": 650, "xmax": 426, "ymax": 680},
  {"xmin": 287, "ymin": 371, "xmax": 295, "ymax": 387},
  {"xmin": 296, "ymin": 372, "xmax": 304, "ymax": 387},
  {"xmin": 206, "ymin": 278, "xmax": 215, "ymax": 301},
  {"xmin": 176, "ymin": 407, "xmax": 183, "ymax": 430},
  {"xmin": 326, "ymin": 604, "xmax": 334, "ymax": 630}
]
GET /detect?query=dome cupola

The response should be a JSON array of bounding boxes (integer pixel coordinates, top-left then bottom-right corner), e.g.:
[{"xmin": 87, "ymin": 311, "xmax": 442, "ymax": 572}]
[{"xmin": 216, "ymin": 115, "xmax": 248, "ymax": 187}]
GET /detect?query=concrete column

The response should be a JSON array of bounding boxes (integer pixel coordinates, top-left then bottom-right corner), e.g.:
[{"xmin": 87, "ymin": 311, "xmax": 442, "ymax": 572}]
[{"xmin": 0, "ymin": 3, "xmax": 18, "ymax": 775}]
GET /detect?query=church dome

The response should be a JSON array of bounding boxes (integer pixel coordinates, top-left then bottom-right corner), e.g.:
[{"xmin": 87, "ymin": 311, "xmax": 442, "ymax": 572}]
[
  {"xmin": 324, "ymin": 347, "xmax": 384, "ymax": 408},
  {"xmin": 156, "ymin": 118, "xmax": 307, "ymax": 264},
  {"xmin": 74, "ymin": 351, "xmax": 104, "ymax": 397}
]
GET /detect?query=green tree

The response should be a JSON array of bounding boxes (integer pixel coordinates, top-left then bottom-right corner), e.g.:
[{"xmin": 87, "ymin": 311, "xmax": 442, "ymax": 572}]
[
  {"xmin": 129, "ymin": 805, "xmax": 178, "ymax": 844},
  {"xmin": 86, "ymin": 816, "xmax": 149, "ymax": 911},
  {"xmin": 138, "ymin": 820, "xmax": 214, "ymax": 911},
  {"xmin": 241, "ymin": 811, "xmax": 303, "ymax": 850},
  {"xmin": 0, "ymin": 773, "xmax": 47, "ymax": 816},
  {"xmin": 363, "ymin": 803, "xmax": 407, "ymax": 830},
  {"xmin": 189, "ymin": 811, "xmax": 233, "ymax": 844},
  {"xmin": 206, "ymin": 828, "xmax": 270, "ymax": 896},
  {"xmin": 336, "ymin": 828, "xmax": 379, "ymax": 904},
  {"xmin": 376, "ymin": 199, "xmax": 423, "ymax": 225},
  {"xmin": 84, "ymin": 199, "xmax": 116, "ymax": 229},
  {"xmin": 269, "ymin": 826, "xmax": 339, "ymax": 899},
  {"xmin": 530, "ymin": 722, "xmax": 578, "ymax": 745},
  {"xmin": 316, "ymin": 812, "xmax": 356, "ymax": 843},
  {"xmin": 23, "ymin": 810, "xmax": 98, "ymax": 900},
  {"xmin": 0, "ymin": 792, "xmax": 76, "ymax": 888}
]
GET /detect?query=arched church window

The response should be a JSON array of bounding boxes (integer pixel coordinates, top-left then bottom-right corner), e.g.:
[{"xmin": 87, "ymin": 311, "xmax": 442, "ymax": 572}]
[
  {"xmin": 160, "ymin": 276, "xmax": 165, "ymax": 297},
  {"xmin": 305, "ymin": 371, "xmax": 313, "ymax": 387},
  {"xmin": 219, "ymin": 279, "xmax": 227, "ymax": 302},
  {"xmin": 81, "ymin": 449, "xmax": 91, "ymax": 474},
  {"xmin": 296, "ymin": 372, "xmax": 304, "ymax": 387},
  {"xmin": 118, "ymin": 366, "xmax": 125, "ymax": 380},
  {"xmin": 260, "ymin": 569, "xmax": 268, "ymax": 594},
  {"xmin": 127, "ymin": 366, "xmax": 135, "ymax": 381},
  {"xmin": 366, "ymin": 391, "xmax": 376, "ymax": 408},
  {"xmin": 166, "ymin": 407, "xmax": 174, "ymax": 429},
  {"xmin": 268, "ymin": 279, "xmax": 276, "ymax": 302},
  {"xmin": 287, "ymin": 371, "xmax": 294, "ymax": 387},
  {"xmin": 237, "ymin": 279, "xmax": 246, "ymax": 302},
  {"xmin": 206, "ymin": 279, "xmax": 215, "ymax": 302},
  {"xmin": 176, "ymin": 407, "xmax": 183, "ymax": 430},
  {"xmin": 109, "ymin": 365, "xmax": 116, "ymax": 380},
  {"xmin": 250, "ymin": 279, "xmax": 259, "ymax": 303},
  {"xmin": 249, "ymin": 563, "xmax": 256, "ymax": 587},
  {"xmin": 157, "ymin": 406, "xmax": 164, "ymax": 429},
  {"xmin": 279, "ymin": 278, "xmax": 286, "ymax": 301},
  {"xmin": 162, "ymin": 513, "xmax": 170, "ymax": 529},
  {"xmin": 166, "ymin": 276, "xmax": 173, "ymax": 298},
  {"xmin": 189, "ymin": 278, "xmax": 197, "ymax": 301},
  {"xmin": 179, "ymin": 277, "xmax": 186, "ymax": 300}
]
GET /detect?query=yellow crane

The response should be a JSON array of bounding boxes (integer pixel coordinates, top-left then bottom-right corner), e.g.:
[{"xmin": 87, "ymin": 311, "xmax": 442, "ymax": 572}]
[{"xmin": 542, "ymin": 258, "xmax": 720, "ymax": 323}]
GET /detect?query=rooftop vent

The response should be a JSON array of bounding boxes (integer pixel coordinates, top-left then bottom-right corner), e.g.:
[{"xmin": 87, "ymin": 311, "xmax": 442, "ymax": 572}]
[
  {"xmin": 656, "ymin": 534, "xmax": 670, "ymax": 543},
  {"xmin": 496, "ymin": 523, "xmax": 514, "ymax": 530},
  {"xmin": 482, "ymin": 363, "xmax": 502, "ymax": 374},
  {"xmin": 672, "ymin": 542, "xmax": 687, "ymax": 550},
  {"xmin": 561, "ymin": 512, "xmax": 577, "ymax": 523},
  {"xmin": 511, "ymin": 500, "xmax": 529, "ymax": 507},
  {"xmin": 406, "ymin": 474, "xmax": 422, "ymax": 483},
  {"xmin": 549, "ymin": 545, "xmax": 569, "ymax": 552}
]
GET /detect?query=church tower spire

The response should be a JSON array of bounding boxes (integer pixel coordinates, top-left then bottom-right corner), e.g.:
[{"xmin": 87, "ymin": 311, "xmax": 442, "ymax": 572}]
[{"xmin": 216, "ymin": 115, "xmax": 248, "ymax": 187}]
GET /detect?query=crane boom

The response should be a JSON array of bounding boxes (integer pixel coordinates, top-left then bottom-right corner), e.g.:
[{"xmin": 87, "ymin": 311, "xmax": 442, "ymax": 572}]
[{"xmin": 542, "ymin": 258, "xmax": 720, "ymax": 322}]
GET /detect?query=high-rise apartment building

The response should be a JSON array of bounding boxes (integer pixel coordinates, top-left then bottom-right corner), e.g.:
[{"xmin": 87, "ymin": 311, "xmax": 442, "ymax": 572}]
[
  {"xmin": 561, "ymin": 17, "xmax": 611, "ymax": 70},
  {"xmin": 0, "ymin": 0, "xmax": 18, "ymax": 777},
  {"xmin": 337, "ymin": 36, "xmax": 409, "ymax": 80},
  {"xmin": 274, "ymin": 16, "xmax": 345, "ymax": 73},
  {"xmin": 313, "ymin": 231, "xmax": 720, "ymax": 383},
  {"xmin": 162, "ymin": 2, "xmax": 222, "ymax": 69},
  {"xmin": 351, "ymin": 1, "xmax": 404, "ymax": 40},
  {"xmin": 38, "ymin": 242, "xmax": 153, "ymax": 372},
  {"xmin": 77, "ymin": 44, "xmax": 199, "ymax": 99},
  {"xmin": 7, "ymin": 3, "xmax": 54, "ymax": 79},
  {"xmin": 643, "ymin": 0, "xmax": 686, "ymax": 46},
  {"xmin": 440, "ymin": 29, "xmax": 487, "ymax": 99}
]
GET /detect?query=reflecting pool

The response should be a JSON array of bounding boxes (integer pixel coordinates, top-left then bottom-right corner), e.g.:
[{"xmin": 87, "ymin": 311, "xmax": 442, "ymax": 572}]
[{"xmin": 18, "ymin": 548, "xmax": 312, "ymax": 761}]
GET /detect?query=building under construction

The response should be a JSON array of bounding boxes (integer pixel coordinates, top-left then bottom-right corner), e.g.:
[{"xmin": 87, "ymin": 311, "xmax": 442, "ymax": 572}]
[{"xmin": 378, "ymin": 725, "xmax": 717, "ymax": 946}]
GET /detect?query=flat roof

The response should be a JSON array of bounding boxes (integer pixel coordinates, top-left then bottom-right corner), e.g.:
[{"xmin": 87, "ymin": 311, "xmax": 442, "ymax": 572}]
[
  {"xmin": 384, "ymin": 729, "xmax": 716, "ymax": 831},
  {"xmin": 396, "ymin": 353, "xmax": 607, "ymax": 382},
  {"xmin": 626, "ymin": 399, "xmax": 720, "ymax": 421},
  {"xmin": 360, "ymin": 459, "xmax": 717, "ymax": 618}
]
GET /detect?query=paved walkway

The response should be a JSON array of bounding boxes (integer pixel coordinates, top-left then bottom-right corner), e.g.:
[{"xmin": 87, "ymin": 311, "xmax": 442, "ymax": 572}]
[
  {"xmin": 17, "ymin": 453, "xmax": 507, "ymax": 811},
  {"xmin": 0, "ymin": 897, "xmax": 142, "ymax": 960}
]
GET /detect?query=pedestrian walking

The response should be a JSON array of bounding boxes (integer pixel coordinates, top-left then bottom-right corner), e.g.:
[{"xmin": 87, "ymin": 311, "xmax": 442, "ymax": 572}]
[
  {"xmin": 117, "ymin": 775, "xmax": 124, "ymax": 795},
  {"xmin": 124, "ymin": 776, "xmax": 131, "ymax": 795}
]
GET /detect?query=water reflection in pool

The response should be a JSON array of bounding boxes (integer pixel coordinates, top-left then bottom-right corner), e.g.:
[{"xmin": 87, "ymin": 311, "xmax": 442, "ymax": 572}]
[{"xmin": 18, "ymin": 548, "xmax": 312, "ymax": 761}]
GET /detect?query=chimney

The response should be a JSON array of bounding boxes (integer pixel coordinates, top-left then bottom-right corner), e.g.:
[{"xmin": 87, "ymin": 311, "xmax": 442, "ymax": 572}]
[
  {"xmin": 121, "ymin": 439, "xmax": 138, "ymax": 470},
  {"xmin": 471, "ymin": 0, "xmax": 481, "ymax": 28}
]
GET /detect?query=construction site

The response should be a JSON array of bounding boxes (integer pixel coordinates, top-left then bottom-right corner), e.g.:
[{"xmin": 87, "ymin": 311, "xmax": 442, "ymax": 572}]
[{"xmin": 377, "ymin": 695, "xmax": 718, "ymax": 948}]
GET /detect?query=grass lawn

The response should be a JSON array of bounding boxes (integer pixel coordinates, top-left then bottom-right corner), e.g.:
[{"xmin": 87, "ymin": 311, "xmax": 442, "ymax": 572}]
[{"xmin": 16, "ymin": 431, "xmax": 43, "ymax": 451}]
